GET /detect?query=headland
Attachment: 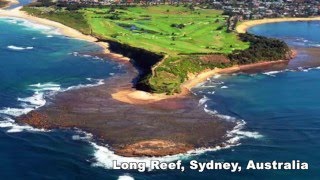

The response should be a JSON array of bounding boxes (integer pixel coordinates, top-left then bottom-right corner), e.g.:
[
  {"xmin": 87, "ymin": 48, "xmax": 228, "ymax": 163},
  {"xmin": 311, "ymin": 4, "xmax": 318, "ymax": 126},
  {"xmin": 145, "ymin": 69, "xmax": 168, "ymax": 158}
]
[{"xmin": 1, "ymin": 4, "xmax": 299, "ymax": 157}]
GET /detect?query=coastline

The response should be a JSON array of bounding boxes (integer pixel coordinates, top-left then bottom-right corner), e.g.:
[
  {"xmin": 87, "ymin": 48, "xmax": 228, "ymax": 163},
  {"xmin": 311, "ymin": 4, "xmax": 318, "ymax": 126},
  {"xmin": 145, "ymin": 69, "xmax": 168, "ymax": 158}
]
[
  {"xmin": 111, "ymin": 58, "xmax": 295, "ymax": 105},
  {"xmin": 0, "ymin": 7, "xmax": 130, "ymax": 61},
  {"xmin": 1, "ymin": 5, "xmax": 299, "ymax": 157},
  {"xmin": 0, "ymin": 7, "xmax": 297, "ymax": 105},
  {"xmin": 236, "ymin": 16, "xmax": 320, "ymax": 33}
]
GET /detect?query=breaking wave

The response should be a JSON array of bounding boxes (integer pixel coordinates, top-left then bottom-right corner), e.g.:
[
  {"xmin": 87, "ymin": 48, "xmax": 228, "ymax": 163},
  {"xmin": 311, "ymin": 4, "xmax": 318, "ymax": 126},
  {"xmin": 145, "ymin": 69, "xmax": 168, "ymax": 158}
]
[
  {"xmin": 0, "ymin": 17, "xmax": 60, "ymax": 35},
  {"xmin": 118, "ymin": 175, "xmax": 135, "ymax": 180}
]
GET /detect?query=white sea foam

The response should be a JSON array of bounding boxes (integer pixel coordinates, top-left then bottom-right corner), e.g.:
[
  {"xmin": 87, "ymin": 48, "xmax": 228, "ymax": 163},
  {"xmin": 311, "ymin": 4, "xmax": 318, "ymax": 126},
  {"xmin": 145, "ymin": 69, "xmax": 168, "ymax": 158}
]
[
  {"xmin": 64, "ymin": 79, "xmax": 104, "ymax": 91},
  {"xmin": 0, "ymin": 83, "xmax": 62, "ymax": 133},
  {"xmin": 207, "ymin": 91, "xmax": 215, "ymax": 95},
  {"xmin": 83, "ymin": 54, "xmax": 92, "ymax": 58},
  {"xmin": 7, "ymin": 45, "xmax": 33, "ymax": 51},
  {"xmin": 18, "ymin": 92, "xmax": 46, "ymax": 107},
  {"xmin": 263, "ymin": 70, "xmax": 282, "ymax": 76},
  {"xmin": 72, "ymin": 130, "xmax": 93, "ymax": 141},
  {"xmin": 213, "ymin": 74, "xmax": 221, "ymax": 79},
  {"xmin": 1, "ymin": 17, "xmax": 60, "ymax": 35},
  {"xmin": 71, "ymin": 52, "xmax": 79, "ymax": 56},
  {"xmin": 0, "ymin": 116, "xmax": 47, "ymax": 133},
  {"xmin": 198, "ymin": 96, "xmax": 210, "ymax": 106},
  {"xmin": 0, "ymin": 107, "xmax": 34, "ymax": 117},
  {"xmin": 204, "ymin": 107, "xmax": 237, "ymax": 122},
  {"xmin": 118, "ymin": 175, "xmax": 135, "ymax": 180},
  {"xmin": 221, "ymin": 86, "xmax": 228, "ymax": 89},
  {"xmin": 29, "ymin": 82, "xmax": 61, "ymax": 92}
]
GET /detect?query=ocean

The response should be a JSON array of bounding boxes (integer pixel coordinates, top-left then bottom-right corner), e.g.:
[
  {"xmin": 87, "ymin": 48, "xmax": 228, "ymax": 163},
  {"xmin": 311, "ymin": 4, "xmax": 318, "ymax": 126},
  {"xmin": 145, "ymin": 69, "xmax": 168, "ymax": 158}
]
[{"xmin": 0, "ymin": 17, "xmax": 320, "ymax": 179}]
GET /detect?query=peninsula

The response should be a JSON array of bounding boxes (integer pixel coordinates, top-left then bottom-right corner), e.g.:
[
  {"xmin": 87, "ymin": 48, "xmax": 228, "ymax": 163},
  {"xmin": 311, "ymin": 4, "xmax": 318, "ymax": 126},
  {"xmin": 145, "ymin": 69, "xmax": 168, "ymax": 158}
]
[{"xmin": 1, "ymin": 2, "xmax": 297, "ymax": 157}]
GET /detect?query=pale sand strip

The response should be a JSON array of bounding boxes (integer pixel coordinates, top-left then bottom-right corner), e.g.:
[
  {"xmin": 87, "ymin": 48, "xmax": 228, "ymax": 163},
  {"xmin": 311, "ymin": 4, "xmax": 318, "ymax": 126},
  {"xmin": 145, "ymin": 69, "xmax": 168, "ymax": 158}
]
[
  {"xmin": 111, "ymin": 59, "xmax": 292, "ymax": 104},
  {"xmin": 0, "ymin": 7, "xmax": 130, "ymax": 60},
  {"xmin": 236, "ymin": 17, "xmax": 320, "ymax": 33}
]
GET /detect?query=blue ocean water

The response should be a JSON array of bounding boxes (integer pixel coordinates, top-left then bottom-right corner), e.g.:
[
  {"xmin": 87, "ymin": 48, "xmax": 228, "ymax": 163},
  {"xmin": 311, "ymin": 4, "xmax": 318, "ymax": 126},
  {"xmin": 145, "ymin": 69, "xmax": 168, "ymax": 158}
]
[
  {"xmin": 6, "ymin": 0, "xmax": 33, "ymax": 9},
  {"xmin": 1, "ymin": 17, "xmax": 320, "ymax": 179}
]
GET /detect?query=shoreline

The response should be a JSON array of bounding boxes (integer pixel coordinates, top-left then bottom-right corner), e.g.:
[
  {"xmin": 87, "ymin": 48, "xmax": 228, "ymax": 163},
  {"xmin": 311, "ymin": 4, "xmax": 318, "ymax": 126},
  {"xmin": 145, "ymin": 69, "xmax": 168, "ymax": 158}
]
[
  {"xmin": 236, "ymin": 16, "xmax": 320, "ymax": 33},
  {"xmin": 0, "ymin": 7, "xmax": 130, "ymax": 61},
  {"xmin": 0, "ymin": 7, "xmax": 298, "ymax": 105},
  {"xmin": 112, "ymin": 50, "xmax": 297, "ymax": 105}
]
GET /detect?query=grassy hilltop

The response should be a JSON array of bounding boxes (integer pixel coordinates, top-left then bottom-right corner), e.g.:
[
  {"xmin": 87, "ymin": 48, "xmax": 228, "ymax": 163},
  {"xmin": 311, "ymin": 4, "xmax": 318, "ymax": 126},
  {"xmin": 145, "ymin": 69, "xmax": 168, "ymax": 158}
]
[{"xmin": 23, "ymin": 4, "xmax": 290, "ymax": 94}]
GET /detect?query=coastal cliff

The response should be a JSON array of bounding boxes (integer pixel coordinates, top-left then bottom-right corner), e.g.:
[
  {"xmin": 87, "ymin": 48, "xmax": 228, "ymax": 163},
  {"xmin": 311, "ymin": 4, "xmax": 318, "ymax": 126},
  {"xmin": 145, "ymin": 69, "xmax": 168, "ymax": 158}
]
[{"xmin": 99, "ymin": 38, "xmax": 164, "ymax": 91}]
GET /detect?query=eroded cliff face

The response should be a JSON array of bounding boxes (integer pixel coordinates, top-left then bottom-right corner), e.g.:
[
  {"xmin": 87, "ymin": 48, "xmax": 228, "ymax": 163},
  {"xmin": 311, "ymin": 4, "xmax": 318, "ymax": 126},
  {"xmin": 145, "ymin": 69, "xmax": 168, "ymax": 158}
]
[{"xmin": 101, "ymin": 39, "xmax": 164, "ymax": 92}]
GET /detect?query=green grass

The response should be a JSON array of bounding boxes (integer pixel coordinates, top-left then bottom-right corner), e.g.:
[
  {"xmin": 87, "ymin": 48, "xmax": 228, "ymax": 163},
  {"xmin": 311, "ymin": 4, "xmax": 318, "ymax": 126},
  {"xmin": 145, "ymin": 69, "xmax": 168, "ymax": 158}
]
[
  {"xmin": 22, "ymin": 7, "xmax": 91, "ymax": 34},
  {"xmin": 84, "ymin": 6, "xmax": 248, "ymax": 55},
  {"xmin": 22, "ymin": 5, "xmax": 250, "ymax": 94}
]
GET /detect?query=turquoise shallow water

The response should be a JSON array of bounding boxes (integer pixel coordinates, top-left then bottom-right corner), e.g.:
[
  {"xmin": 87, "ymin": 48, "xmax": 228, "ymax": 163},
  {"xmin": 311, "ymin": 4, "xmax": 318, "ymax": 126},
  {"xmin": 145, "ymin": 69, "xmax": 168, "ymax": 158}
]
[{"xmin": 0, "ymin": 17, "xmax": 320, "ymax": 179}]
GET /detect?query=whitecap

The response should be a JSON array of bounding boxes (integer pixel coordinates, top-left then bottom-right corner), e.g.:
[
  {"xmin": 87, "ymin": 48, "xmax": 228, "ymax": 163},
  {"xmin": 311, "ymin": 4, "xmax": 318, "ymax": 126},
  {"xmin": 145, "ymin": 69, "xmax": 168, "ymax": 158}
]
[
  {"xmin": 0, "ymin": 83, "xmax": 62, "ymax": 133},
  {"xmin": 72, "ymin": 129, "xmax": 93, "ymax": 141},
  {"xmin": 198, "ymin": 96, "xmax": 209, "ymax": 106},
  {"xmin": 0, "ymin": 107, "xmax": 34, "ymax": 117},
  {"xmin": 7, "ymin": 45, "xmax": 33, "ymax": 51},
  {"xmin": 263, "ymin": 70, "xmax": 282, "ymax": 76},
  {"xmin": 221, "ymin": 86, "xmax": 228, "ymax": 89},
  {"xmin": 64, "ymin": 79, "xmax": 104, "ymax": 91},
  {"xmin": 213, "ymin": 74, "xmax": 221, "ymax": 79},
  {"xmin": 18, "ymin": 92, "xmax": 46, "ymax": 107},
  {"xmin": 118, "ymin": 175, "xmax": 134, "ymax": 180},
  {"xmin": 29, "ymin": 82, "xmax": 61, "ymax": 91},
  {"xmin": 204, "ymin": 107, "xmax": 263, "ymax": 143},
  {"xmin": 207, "ymin": 91, "xmax": 215, "ymax": 95}
]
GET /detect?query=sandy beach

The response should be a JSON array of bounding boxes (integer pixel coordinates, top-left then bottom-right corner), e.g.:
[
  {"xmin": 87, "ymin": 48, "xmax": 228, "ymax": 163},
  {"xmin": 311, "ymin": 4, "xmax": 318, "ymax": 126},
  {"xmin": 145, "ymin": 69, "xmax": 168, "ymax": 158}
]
[
  {"xmin": 111, "ymin": 57, "xmax": 295, "ymax": 105},
  {"xmin": 236, "ymin": 17, "xmax": 320, "ymax": 33}
]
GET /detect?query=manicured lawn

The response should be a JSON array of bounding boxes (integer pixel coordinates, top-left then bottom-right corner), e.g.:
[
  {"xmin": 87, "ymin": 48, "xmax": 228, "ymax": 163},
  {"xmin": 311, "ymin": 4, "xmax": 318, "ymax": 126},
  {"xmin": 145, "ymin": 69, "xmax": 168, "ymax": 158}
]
[
  {"xmin": 83, "ymin": 5, "xmax": 249, "ymax": 55},
  {"xmin": 22, "ymin": 5, "xmax": 250, "ymax": 94}
]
